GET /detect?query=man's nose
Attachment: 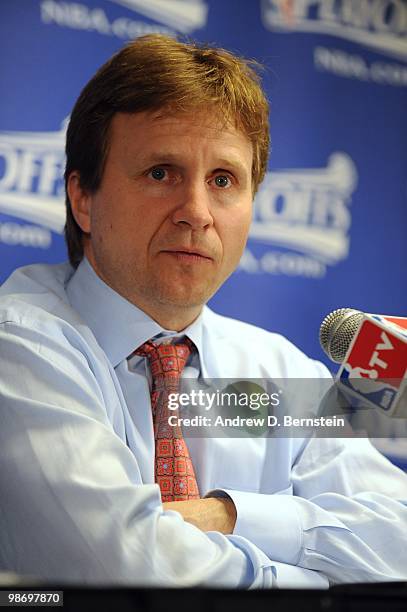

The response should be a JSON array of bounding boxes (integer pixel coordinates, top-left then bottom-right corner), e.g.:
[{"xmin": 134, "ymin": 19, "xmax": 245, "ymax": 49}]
[{"xmin": 171, "ymin": 179, "xmax": 214, "ymax": 230}]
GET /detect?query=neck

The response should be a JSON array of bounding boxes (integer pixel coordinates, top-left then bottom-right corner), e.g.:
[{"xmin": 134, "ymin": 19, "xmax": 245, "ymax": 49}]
[{"xmin": 134, "ymin": 301, "xmax": 203, "ymax": 332}]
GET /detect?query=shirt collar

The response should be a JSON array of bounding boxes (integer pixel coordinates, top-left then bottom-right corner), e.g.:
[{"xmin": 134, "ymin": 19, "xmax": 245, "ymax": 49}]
[{"xmin": 65, "ymin": 257, "xmax": 207, "ymax": 371}]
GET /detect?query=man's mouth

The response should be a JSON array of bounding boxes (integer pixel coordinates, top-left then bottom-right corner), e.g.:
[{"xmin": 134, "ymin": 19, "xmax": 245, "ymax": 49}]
[{"xmin": 161, "ymin": 248, "xmax": 213, "ymax": 262}]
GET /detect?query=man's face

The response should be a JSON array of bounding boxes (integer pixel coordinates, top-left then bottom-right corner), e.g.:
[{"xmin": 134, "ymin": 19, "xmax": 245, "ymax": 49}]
[{"xmin": 70, "ymin": 110, "xmax": 254, "ymax": 329}]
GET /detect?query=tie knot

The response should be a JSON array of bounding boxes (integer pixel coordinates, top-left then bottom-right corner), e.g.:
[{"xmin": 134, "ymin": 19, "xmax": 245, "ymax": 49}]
[{"xmin": 134, "ymin": 337, "xmax": 194, "ymax": 390}]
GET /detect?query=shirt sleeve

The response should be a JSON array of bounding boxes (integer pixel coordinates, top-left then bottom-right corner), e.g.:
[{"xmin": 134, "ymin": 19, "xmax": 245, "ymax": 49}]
[
  {"xmin": 0, "ymin": 320, "xmax": 274, "ymax": 587},
  {"xmin": 218, "ymin": 436, "xmax": 407, "ymax": 585}
]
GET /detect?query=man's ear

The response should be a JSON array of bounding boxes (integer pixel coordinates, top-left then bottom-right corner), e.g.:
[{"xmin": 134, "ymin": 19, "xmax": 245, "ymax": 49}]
[{"xmin": 67, "ymin": 171, "xmax": 92, "ymax": 233}]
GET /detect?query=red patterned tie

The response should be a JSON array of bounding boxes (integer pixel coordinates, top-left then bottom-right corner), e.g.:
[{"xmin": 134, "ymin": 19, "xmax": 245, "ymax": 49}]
[{"xmin": 135, "ymin": 338, "xmax": 200, "ymax": 502}]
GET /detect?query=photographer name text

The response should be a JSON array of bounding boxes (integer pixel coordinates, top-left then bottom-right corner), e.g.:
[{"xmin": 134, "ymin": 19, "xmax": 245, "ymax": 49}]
[{"xmin": 168, "ymin": 415, "xmax": 346, "ymax": 428}]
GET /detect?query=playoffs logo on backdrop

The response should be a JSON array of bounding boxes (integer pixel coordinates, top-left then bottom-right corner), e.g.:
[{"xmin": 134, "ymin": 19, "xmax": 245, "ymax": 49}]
[
  {"xmin": 261, "ymin": 0, "xmax": 407, "ymax": 87},
  {"xmin": 0, "ymin": 124, "xmax": 358, "ymax": 273},
  {"xmin": 261, "ymin": 0, "xmax": 406, "ymax": 59},
  {"xmin": 0, "ymin": 122, "xmax": 66, "ymax": 242},
  {"xmin": 240, "ymin": 153, "xmax": 358, "ymax": 278}
]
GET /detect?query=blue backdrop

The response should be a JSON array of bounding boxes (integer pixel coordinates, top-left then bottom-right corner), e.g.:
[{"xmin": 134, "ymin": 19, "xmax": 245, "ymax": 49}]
[{"xmin": 1, "ymin": 0, "xmax": 406, "ymax": 466}]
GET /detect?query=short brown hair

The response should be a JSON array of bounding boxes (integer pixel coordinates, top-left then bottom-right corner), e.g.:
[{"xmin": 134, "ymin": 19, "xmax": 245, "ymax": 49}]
[{"xmin": 64, "ymin": 34, "xmax": 270, "ymax": 268}]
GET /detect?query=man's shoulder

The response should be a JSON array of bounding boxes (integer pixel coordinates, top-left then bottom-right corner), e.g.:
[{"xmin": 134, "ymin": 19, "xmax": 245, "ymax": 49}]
[
  {"xmin": 0, "ymin": 262, "xmax": 109, "ymax": 391},
  {"xmin": 204, "ymin": 306, "xmax": 305, "ymax": 353},
  {"xmin": 0, "ymin": 262, "xmax": 84, "ymax": 340},
  {"xmin": 202, "ymin": 307, "xmax": 330, "ymax": 378},
  {"xmin": 1, "ymin": 260, "xmax": 70, "ymax": 302}
]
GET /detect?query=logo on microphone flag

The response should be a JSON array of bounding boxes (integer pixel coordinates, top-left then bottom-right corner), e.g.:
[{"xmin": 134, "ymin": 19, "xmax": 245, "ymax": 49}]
[{"xmin": 338, "ymin": 315, "xmax": 407, "ymax": 416}]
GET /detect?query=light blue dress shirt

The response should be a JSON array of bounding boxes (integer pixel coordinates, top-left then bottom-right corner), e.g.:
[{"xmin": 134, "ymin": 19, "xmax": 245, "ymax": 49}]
[{"xmin": 0, "ymin": 258, "xmax": 406, "ymax": 587}]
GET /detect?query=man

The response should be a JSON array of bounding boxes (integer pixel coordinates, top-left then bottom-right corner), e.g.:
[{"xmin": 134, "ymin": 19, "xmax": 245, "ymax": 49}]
[{"xmin": 0, "ymin": 35, "xmax": 406, "ymax": 588}]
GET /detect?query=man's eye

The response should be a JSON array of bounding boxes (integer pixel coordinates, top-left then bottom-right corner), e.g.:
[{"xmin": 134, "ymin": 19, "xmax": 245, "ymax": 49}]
[
  {"xmin": 214, "ymin": 175, "xmax": 231, "ymax": 188},
  {"xmin": 150, "ymin": 167, "xmax": 167, "ymax": 181}
]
